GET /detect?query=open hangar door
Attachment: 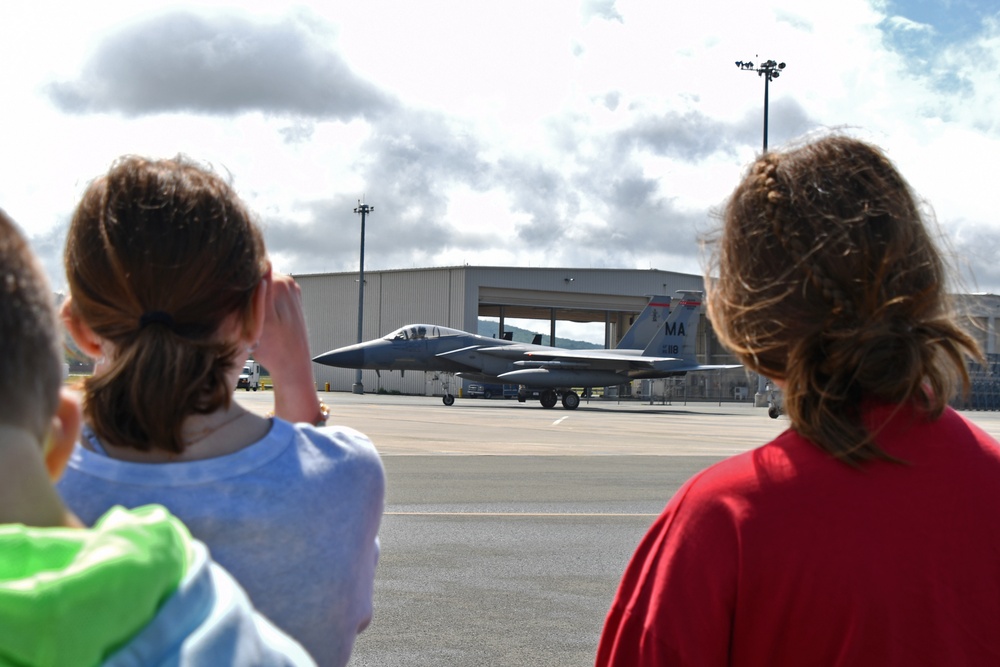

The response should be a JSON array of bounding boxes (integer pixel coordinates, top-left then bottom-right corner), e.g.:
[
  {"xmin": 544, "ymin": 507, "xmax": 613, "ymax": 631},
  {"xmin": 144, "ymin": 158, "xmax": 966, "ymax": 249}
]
[{"xmin": 476, "ymin": 288, "xmax": 657, "ymax": 348}]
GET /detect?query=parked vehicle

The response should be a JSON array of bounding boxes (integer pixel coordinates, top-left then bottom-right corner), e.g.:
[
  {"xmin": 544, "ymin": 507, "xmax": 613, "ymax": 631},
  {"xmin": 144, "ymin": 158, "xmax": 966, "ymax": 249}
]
[
  {"xmin": 466, "ymin": 383, "xmax": 518, "ymax": 399},
  {"xmin": 237, "ymin": 360, "xmax": 262, "ymax": 391}
]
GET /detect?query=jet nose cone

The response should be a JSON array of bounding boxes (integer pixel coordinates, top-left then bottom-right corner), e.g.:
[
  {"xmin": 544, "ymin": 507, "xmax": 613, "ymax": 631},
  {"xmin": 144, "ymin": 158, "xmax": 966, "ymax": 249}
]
[{"xmin": 313, "ymin": 346, "xmax": 365, "ymax": 368}]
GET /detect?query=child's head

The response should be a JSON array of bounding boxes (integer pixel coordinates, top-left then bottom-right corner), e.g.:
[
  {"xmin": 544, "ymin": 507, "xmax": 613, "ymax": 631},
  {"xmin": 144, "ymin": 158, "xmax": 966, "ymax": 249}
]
[
  {"xmin": 63, "ymin": 156, "xmax": 268, "ymax": 454},
  {"xmin": 706, "ymin": 134, "xmax": 979, "ymax": 462},
  {"xmin": 0, "ymin": 209, "xmax": 63, "ymax": 442},
  {"xmin": 0, "ymin": 209, "xmax": 81, "ymax": 527}
]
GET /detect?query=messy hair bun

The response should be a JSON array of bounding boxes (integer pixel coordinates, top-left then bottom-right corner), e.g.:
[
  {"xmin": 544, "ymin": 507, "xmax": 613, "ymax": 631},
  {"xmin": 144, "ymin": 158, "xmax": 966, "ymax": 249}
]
[{"xmin": 707, "ymin": 135, "xmax": 980, "ymax": 464}]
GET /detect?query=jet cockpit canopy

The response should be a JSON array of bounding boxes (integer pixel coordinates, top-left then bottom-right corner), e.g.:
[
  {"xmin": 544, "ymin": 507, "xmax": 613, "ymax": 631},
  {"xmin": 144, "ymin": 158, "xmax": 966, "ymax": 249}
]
[{"xmin": 385, "ymin": 324, "xmax": 466, "ymax": 341}]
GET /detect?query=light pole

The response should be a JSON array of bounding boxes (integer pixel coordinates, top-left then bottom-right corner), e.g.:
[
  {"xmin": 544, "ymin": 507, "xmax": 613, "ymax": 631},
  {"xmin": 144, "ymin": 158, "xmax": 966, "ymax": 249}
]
[
  {"xmin": 736, "ymin": 59, "xmax": 785, "ymax": 406},
  {"xmin": 352, "ymin": 200, "xmax": 373, "ymax": 394},
  {"xmin": 735, "ymin": 59, "xmax": 786, "ymax": 153}
]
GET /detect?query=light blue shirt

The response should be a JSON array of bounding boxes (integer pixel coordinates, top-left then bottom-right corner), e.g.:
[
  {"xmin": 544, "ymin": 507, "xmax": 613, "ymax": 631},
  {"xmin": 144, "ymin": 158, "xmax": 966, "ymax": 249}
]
[{"xmin": 58, "ymin": 419, "xmax": 385, "ymax": 667}]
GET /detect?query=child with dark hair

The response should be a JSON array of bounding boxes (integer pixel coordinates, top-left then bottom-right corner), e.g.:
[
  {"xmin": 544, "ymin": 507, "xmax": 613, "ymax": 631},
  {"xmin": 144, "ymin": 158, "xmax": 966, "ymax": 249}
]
[
  {"xmin": 0, "ymin": 208, "xmax": 314, "ymax": 665},
  {"xmin": 596, "ymin": 135, "xmax": 1000, "ymax": 665},
  {"xmin": 57, "ymin": 156, "xmax": 384, "ymax": 667}
]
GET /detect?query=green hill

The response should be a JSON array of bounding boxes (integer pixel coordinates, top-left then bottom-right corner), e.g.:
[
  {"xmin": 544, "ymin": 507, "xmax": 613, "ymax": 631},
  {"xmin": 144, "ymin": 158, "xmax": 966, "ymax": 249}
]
[{"xmin": 477, "ymin": 320, "xmax": 602, "ymax": 350}]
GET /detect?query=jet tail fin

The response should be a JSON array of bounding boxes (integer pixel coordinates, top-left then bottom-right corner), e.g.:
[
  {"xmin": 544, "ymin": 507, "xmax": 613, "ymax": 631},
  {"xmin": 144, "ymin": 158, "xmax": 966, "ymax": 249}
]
[
  {"xmin": 643, "ymin": 291, "xmax": 703, "ymax": 359},
  {"xmin": 616, "ymin": 295, "xmax": 671, "ymax": 350}
]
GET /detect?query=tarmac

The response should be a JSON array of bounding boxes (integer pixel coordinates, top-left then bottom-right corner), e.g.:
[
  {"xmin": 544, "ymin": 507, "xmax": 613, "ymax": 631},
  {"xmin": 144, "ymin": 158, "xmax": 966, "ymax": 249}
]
[{"xmin": 233, "ymin": 390, "xmax": 1000, "ymax": 666}]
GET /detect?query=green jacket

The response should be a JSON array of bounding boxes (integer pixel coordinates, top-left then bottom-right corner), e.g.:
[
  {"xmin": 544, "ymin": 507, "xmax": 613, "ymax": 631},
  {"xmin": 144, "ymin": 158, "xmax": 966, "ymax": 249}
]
[{"xmin": 0, "ymin": 505, "xmax": 190, "ymax": 667}]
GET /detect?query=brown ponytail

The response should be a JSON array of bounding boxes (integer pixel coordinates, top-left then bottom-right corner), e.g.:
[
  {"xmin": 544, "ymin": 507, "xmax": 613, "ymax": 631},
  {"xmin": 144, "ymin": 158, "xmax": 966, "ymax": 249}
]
[
  {"xmin": 65, "ymin": 156, "xmax": 267, "ymax": 453},
  {"xmin": 706, "ymin": 135, "xmax": 981, "ymax": 464}
]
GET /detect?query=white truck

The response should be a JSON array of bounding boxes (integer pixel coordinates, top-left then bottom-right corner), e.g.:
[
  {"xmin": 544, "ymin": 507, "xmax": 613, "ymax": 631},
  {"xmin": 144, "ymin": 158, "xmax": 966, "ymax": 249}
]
[{"xmin": 237, "ymin": 360, "xmax": 262, "ymax": 391}]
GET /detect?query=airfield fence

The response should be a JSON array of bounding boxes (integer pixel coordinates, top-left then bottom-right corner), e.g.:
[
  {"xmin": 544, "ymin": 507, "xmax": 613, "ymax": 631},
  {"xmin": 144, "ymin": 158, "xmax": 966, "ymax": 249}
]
[
  {"xmin": 635, "ymin": 370, "xmax": 756, "ymax": 407},
  {"xmin": 639, "ymin": 354, "xmax": 1000, "ymax": 412},
  {"xmin": 955, "ymin": 353, "xmax": 1000, "ymax": 411},
  {"xmin": 569, "ymin": 354, "xmax": 1000, "ymax": 411},
  {"xmin": 642, "ymin": 386, "xmax": 755, "ymax": 407}
]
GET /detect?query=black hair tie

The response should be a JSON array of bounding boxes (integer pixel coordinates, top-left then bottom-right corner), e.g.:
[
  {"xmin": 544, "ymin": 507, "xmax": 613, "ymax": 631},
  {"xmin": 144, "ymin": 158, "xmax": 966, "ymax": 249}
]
[{"xmin": 139, "ymin": 311, "xmax": 175, "ymax": 330}]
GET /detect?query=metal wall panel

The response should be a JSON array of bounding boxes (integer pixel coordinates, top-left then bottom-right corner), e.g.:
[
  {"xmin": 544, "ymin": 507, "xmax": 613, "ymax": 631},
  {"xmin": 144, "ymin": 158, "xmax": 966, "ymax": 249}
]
[
  {"xmin": 955, "ymin": 293, "xmax": 1000, "ymax": 355},
  {"xmin": 468, "ymin": 267, "xmax": 703, "ymax": 304},
  {"xmin": 299, "ymin": 268, "xmax": 471, "ymax": 394},
  {"xmin": 297, "ymin": 271, "xmax": 385, "ymax": 394},
  {"xmin": 297, "ymin": 272, "xmax": 1000, "ymax": 404},
  {"xmin": 298, "ymin": 266, "xmax": 709, "ymax": 395}
]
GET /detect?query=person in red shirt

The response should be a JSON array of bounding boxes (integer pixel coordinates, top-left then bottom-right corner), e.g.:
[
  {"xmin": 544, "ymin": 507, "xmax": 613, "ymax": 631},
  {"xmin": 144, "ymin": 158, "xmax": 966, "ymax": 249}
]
[{"xmin": 596, "ymin": 134, "xmax": 1000, "ymax": 666}]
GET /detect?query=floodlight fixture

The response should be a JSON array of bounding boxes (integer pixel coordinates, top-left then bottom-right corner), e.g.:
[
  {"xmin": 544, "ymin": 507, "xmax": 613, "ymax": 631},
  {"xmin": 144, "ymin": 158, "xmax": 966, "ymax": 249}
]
[{"xmin": 735, "ymin": 57, "xmax": 788, "ymax": 152}]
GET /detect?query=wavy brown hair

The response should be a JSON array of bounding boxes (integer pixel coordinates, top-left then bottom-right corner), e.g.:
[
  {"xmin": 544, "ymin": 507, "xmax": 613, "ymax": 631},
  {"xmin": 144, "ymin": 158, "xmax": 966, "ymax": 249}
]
[
  {"xmin": 65, "ymin": 156, "xmax": 267, "ymax": 453},
  {"xmin": 705, "ymin": 135, "xmax": 980, "ymax": 464},
  {"xmin": 0, "ymin": 210, "xmax": 62, "ymax": 442}
]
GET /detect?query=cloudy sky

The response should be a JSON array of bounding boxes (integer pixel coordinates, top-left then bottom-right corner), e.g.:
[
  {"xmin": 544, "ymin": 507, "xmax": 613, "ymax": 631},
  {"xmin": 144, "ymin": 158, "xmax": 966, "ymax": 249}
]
[{"xmin": 2, "ymin": 0, "xmax": 999, "ymax": 303}]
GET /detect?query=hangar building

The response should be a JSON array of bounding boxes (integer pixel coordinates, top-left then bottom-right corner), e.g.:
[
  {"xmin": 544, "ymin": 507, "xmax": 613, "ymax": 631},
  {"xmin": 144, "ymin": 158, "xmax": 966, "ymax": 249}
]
[
  {"xmin": 955, "ymin": 293, "xmax": 1000, "ymax": 410},
  {"xmin": 296, "ymin": 265, "xmax": 743, "ymax": 397}
]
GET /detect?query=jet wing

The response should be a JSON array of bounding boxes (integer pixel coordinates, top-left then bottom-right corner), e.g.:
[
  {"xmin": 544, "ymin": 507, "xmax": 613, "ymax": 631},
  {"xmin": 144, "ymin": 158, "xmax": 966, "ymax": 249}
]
[
  {"xmin": 431, "ymin": 345, "xmax": 503, "ymax": 372},
  {"xmin": 520, "ymin": 348, "xmax": 680, "ymax": 370},
  {"xmin": 435, "ymin": 345, "xmax": 541, "ymax": 377},
  {"xmin": 523, "ymin": 349, "xmax": 671, "ymax": 362},
  {"xmin": 437, "ymin": 343, "xmax": 563, "ymax": 365},
  {"xmin": 525, "ymin": 348, "xmax": 678, "ymax": 363},
  {"xmin": 519, "ymin": 348, "xmax": 742, "ymax": 374},
  {"xmin": 435, "ymin": 345, "xmax": 486, "ymax": 361}
]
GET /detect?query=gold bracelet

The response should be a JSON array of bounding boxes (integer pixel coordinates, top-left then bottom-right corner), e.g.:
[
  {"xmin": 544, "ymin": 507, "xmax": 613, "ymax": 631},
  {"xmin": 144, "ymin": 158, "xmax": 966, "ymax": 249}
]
[
  {"xmin": 314, "ymin": 400, "xmax": 330, "ymax": 427},
  {"xmin": 263, "ymin": 401, "xmax": 329, "ymax": 426}
]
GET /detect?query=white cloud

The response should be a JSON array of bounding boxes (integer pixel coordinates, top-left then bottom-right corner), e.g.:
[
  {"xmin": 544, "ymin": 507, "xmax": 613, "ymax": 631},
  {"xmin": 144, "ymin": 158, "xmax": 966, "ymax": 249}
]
[
  {"xmin": 884, "ymin": 15, "xmax": 935, "ymax": 33},
  {"xmin": 2, "ymin": 0, "xmax": 999, "ymax": 296},
  {"xmin": 45, "ymin": 10, "xmax": 395, "ymax": 118}
]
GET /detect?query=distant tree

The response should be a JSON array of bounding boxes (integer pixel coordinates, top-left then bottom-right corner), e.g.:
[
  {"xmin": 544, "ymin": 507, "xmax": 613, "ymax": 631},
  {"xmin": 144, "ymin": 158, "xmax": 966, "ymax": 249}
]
[{"xmin": 477, "ymin": 319, "xmax": 601, "ymax": 350}]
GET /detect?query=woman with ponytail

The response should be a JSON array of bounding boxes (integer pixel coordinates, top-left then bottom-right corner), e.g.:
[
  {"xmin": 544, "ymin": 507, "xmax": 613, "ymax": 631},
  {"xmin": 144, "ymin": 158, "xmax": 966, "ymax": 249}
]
[
  {"xmin": 596, "ymin": 135, "xmax": 1000, "ymax": 666},
  {"xmin": 57, "ymin": 156, "xmax": 384, "ymax": 667}
]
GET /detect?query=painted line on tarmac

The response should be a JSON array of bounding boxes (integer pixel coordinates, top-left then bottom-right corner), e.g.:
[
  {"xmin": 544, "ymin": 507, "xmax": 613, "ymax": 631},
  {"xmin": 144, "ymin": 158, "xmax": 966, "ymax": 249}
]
[
  {"xmin": 552, "ymin": 416, "xmax": 569, "ymax": 426},
  {"xmin": 385, "ymin": 511, "xmax": 658, "ymax": 517}
]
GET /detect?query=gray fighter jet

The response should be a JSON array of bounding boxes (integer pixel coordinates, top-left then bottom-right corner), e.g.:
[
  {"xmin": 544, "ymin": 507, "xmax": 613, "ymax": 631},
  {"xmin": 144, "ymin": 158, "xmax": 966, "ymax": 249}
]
[{"xmin": 313, "ymin": 291, "xmax": 738, "ymax": 409}]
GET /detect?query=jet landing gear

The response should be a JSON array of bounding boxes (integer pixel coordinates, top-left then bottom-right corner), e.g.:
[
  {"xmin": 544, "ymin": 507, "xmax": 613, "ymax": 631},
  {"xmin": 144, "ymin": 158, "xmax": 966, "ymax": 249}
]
[
  {"xmin": 436, "ymin": 372, "xmax": 456, "ymax": 406},
  {"xmin": 561, "ymin": 391, "xmax": 580, "ymax": 410},
  {"xmin": 538, "ymin": 389, "xmax": 580, "ymax": 410},
  {"xmin": 519, "ymin": 386, "xmax": 581, "ymax": 410},
  {"xmin": 539, "ymin": 390, "xmax": 558, "ymax": 409},
  {"xmin": 766, "ymin": 387, "xmax": 783, "ymax": 419}
]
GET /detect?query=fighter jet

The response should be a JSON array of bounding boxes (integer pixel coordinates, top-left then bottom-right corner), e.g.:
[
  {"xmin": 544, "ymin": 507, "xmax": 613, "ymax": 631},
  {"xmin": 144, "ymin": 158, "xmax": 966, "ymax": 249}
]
[
  {"xmin": 313, "ymin": 291, "xmax": 738, "ymax": 409},
  {"xmin": 313, "ymin": 295, "xmax": 668, "ymax": 401}
]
